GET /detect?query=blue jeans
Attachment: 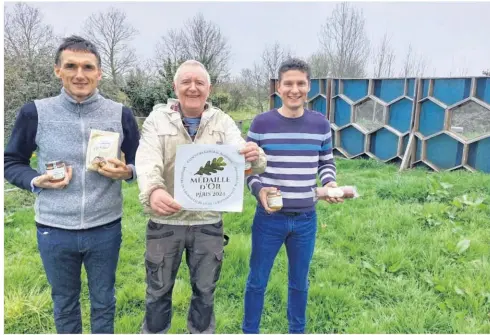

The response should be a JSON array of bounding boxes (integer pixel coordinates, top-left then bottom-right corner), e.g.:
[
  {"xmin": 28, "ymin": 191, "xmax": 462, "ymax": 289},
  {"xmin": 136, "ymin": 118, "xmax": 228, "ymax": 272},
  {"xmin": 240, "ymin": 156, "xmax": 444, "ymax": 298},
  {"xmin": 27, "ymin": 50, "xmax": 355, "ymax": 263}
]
[
  {"xmin": 36, "ymin": 220, "xmax": 122, "ymax": 334},
  {"xmin": 242, "ymin": 206, "xmax": 317, "ymax": 334}
]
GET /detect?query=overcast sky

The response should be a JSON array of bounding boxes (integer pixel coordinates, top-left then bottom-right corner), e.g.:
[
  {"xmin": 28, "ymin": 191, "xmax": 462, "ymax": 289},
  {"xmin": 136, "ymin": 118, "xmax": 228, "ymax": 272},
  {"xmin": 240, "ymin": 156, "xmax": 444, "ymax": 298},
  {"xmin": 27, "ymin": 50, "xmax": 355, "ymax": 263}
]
[{"xmin": 5, "ymin": 1, "xmax": 490, "ymax": 77}]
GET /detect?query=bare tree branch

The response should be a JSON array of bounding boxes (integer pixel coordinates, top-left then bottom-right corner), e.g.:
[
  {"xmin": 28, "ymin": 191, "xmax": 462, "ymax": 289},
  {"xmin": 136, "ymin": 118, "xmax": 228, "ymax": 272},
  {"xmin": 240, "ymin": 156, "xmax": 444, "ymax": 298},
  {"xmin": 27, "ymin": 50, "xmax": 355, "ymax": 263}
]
[
  {"xmin": 83, "ymin": 7, "xmax": 138, "ymax": 85},
  {"xmin": 319, "ymin": 2, "xmax": 369, "ymax": 78},
  {"xmin": 261, "ymin": 42, "xmax": 293, "ymax": 79},
  {"xmin": 372, "ymin": 32, "xmax": 396, "ymax": 78},
  {"xmin": 182, "ymin": 13, "xmax": 231, "ymax": 84},
  {"xmin": 400, "ymin": 44, "xmax": 428, "ymax": 77},
  {"xmin": 308, "ymin": 51, "xmax": 331, "ymax": 78},
  {"xmin": 4, "ymin": 3, "xmax": 60, "ymax": 141},
  {"xmin": 240, "ymin": 63, "xmax": 268, "ymax": 113}
]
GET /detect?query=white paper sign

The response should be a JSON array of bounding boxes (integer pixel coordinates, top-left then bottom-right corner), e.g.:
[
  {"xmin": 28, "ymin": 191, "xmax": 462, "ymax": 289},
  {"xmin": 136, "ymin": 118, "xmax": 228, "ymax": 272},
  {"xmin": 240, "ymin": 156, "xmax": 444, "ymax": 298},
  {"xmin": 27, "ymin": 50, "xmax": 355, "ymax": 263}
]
[{"xmin": 174, "ymin": 144, "xmax": 245, "ymax": 212}]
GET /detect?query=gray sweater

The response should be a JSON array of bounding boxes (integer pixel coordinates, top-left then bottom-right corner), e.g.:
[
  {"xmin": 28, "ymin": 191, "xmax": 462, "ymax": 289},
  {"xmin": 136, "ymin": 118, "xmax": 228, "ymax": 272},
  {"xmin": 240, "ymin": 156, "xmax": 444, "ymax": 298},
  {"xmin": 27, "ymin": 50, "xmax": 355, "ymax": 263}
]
[{"xmin": 4, "ymin": 89, "xmax": 140, "ymax": 229}]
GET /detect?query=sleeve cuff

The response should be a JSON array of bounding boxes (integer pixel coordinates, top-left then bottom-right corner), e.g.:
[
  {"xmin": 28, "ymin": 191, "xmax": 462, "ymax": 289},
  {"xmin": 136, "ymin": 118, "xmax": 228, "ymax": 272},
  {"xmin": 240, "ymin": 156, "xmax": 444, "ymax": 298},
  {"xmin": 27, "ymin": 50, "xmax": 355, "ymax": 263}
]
[
  {"xmin": 251, "ymin": 181, "xmax": 264, "ymax": 198},
  {"xmin": 30, "ymin": 177, "xmax": 42, "ymax": 194},
  {"xmin": 125, "ymin": 164, "xmax": 137, "ymax": 183},
  {"xmin": 322, "ymin": 178, "xmax": 336, "ymax": 186}
]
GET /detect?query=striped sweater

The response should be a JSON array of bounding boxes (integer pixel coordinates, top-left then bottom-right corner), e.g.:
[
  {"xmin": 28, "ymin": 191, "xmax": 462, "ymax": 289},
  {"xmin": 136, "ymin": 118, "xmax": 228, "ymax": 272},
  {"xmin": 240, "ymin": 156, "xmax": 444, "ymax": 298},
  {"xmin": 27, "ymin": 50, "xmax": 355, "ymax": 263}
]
[{"xmin": 246, "ymin": 109, "xmax": 336, "ymax": 212}]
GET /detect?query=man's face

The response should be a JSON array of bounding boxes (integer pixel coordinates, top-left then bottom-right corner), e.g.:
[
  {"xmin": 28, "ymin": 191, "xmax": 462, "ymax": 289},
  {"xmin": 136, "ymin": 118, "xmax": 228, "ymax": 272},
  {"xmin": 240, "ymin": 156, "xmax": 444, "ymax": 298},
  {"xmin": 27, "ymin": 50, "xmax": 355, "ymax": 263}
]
[
  {"xmin": 55, "ymin": 50, "xmax": 102, "ymax": 102},
  {"xmin": 277, "ymin": 70, "xmax": 310, "ymax": 110},
  {"xmin": 173, "ymin": 65, "xmax": 211, "ymax": 114}
]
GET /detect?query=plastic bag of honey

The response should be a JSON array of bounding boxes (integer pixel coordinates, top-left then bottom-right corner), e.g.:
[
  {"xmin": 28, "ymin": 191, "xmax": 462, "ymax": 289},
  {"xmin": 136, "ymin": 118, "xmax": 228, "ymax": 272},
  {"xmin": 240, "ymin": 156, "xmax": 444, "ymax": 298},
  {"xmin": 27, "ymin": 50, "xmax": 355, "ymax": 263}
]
[{"xmin": 86, "ymin": 129, "xmax": 120, "ymax": 171}]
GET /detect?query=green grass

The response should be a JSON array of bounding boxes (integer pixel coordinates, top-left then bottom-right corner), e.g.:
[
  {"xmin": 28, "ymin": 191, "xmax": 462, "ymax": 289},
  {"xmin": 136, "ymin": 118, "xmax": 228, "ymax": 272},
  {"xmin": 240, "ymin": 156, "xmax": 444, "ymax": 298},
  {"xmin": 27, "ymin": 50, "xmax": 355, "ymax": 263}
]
[
  {"xmin": 226, "ymin": 108, "xmax": 259, "ymax": 122},
  {"xmin": 4, "ymin": 159, "xmax": 490, "ymax": 333}
]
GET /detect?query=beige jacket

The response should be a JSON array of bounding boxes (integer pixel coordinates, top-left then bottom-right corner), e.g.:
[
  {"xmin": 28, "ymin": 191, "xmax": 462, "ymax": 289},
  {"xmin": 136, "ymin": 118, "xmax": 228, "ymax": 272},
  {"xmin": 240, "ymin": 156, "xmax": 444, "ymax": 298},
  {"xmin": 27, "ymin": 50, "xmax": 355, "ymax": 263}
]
[{"xmin": 135, "ymin": 99, "xmax": 267, "ymax": 225}]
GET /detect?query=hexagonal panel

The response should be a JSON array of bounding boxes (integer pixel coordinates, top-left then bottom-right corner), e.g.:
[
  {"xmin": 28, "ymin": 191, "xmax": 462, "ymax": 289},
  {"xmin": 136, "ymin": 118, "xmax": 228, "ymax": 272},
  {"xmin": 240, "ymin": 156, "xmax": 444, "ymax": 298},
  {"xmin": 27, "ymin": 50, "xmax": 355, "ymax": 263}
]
[
  {"xmin": 388, "ymin": 98, "xmax": 413, "ymax": 133},
  {"xmin": 331, "ymin": 129, "xmax": 336, "ymax": 148},
  {"xmin": 272, "ymin": 94, "xmax": 282, "ymax": 109},
  {"xmin": 342, "ymin": 79, "xmax": 369, "ymax": 102},
  {"xmin": 407, "ymin": 79, "xmax": 416, "ymax": 97},
  {"xmin": 425, "ymin": 133, "xmax": 464, "ymax": 170},
  {"xmin": 321, "ymin": 79, "xmax": 328, "ymax": 95},
  {"xmin": 333, "ymin": 79, "xmax": 340, "ymax": 96},
  {"xmin": 333, "ymin": 97, "xmax": 351, "ymax": 127},
  {"xmin": 339, "ymin": 125, "xmax": 365, "ymax": 157},
  {"xmin": 476, "ymin": 77, "xmax": 490, "ymax": 104},
  {"xmin": 421, "ymin": 79, "xmax": 430, "ymax": 99},
  {"xmin": 433, "ymin": 78, "xmax": 471, "ymax": 106},
  {"xmin": 308, "ymin": 79, "xmax": 321, "ymax": 99},
  {"xmin": 467, "ymin": 136, "xmax": 490, "ymax": 173},
  {"xmin": 373, "ymin": 79, "xmax": 404, "ymax": 102},
  {"xmin": 449, "ymin": 101, "xmax": 490, "ymax": 140},
  {"xmin": 418, "ymin": 100, "xmax": 445, "ymax": 137},
  {"xmin": 412, "ymin": 161, "xmax": 433, "ymax": 171},
  {"xmin": 415, "ymin": 136, "xmax": 422, "ymax": 162},
  {"xmin": 309, "ymin": 95, "xmax": 327, "ymax": 115},
  {"xmin": 399, "ymin": 134, "xmax": 409, "ymax": 158},
  {"xmin": 354, "ymin": 99, "xmax": 385, "ymax": 132},
  {"xmin": 369, "ymin": 127, "xmax": 399, "ymax": 161}
]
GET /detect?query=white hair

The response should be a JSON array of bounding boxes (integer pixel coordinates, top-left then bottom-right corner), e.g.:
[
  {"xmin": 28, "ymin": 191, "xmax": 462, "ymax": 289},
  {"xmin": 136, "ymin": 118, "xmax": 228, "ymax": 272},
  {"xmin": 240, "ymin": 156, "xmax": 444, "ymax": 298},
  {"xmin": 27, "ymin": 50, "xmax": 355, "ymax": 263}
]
[{"xmin": 173, "ymin": 60, "xmax": 211, "ymax": 85}]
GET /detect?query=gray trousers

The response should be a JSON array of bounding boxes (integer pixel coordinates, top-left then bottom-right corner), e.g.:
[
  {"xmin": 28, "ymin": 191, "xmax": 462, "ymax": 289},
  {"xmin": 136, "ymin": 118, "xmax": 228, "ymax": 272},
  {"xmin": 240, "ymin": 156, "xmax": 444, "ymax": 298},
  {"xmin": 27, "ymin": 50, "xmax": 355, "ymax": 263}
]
[{"xmin": 141, "ymin": 220, "xmax": 227, "ymax": 334}]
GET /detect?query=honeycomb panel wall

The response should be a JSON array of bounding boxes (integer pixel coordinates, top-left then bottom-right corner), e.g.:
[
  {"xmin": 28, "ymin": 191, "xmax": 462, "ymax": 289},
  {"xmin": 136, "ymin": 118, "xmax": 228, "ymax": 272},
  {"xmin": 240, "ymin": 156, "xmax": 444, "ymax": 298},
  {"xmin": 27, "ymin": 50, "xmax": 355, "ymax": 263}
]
[{"xmin": 268, "ymin": 76, "xmax": 490, "ymax": 173}]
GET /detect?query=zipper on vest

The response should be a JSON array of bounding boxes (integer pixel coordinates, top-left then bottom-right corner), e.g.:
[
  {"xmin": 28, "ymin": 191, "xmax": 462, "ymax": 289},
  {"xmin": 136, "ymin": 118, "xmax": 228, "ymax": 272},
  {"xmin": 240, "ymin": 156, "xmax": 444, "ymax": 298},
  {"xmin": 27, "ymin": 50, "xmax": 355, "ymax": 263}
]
[{"xmin": 79, "ymin": 103, "xmax": 86, "ymax": 228}]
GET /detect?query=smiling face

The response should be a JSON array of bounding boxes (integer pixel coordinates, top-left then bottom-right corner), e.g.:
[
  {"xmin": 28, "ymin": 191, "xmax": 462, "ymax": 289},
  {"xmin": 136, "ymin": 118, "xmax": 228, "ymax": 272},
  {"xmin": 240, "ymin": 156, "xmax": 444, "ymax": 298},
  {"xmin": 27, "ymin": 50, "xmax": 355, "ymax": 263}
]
[
  {"xmin": 173, "ymin": 65, "xmax": 211, "ymax": 116},
  {"xmin": 276, "ymin": 69, "xmax": 310, "ymax": 111},
  {"xmin": 54, "ymin": 49, "xmax": 102, "ymax": 102}
]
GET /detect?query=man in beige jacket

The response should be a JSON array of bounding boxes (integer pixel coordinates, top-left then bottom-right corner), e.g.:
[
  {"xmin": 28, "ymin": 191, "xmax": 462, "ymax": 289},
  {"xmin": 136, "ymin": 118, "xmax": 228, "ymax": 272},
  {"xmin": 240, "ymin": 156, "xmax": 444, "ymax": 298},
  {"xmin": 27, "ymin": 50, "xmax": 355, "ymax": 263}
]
[{"xmin": 136, "ymin": 60, "xmax": 266, "ymax": 334}]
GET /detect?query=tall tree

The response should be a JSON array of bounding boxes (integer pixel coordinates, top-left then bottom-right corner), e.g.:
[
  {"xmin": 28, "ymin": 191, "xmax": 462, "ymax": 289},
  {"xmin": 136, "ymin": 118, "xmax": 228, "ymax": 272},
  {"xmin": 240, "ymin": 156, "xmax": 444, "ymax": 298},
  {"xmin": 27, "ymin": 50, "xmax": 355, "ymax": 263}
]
[
  {"xmin": 241, "ymin": 63, "xmax": 268, "ymax": 113},
  {"xmin": 484, "ymin": 69, "xmax": 490, "ymax": 76},
  {"xmin": 155, "ymin": 13, "xmax": 231, "ymax": 85},
  {"xmin": 400, "ymin": 44, "xmax": 428, "ymax": 77},
  {"xmin": 372, "ymin": 32, "xmax": 396, "ymax": 78},
  {"xmin": 318, "ymin": 2, "xmax": 370, "ymax": 78},
  {"xmin": 4, "ymin": 3, "xmax": 60, "ymax": 140},
  {"xmin": 181, "ymin": 13, "xmax": 231, "ymax": 84},
  {"xmin": 83, "ymin": 7, "xmax": 138, "ymax": 85},
  {"xmin": 308, "ymin": 51, "xmax": 332, "ymax": 78},
  {"xmin": 261, "ymin": 42, "xmax": 293, "ymax": 79},
  {"xmin": 154, "ymin": 28, "xmax": 187, "ymax": 98}
]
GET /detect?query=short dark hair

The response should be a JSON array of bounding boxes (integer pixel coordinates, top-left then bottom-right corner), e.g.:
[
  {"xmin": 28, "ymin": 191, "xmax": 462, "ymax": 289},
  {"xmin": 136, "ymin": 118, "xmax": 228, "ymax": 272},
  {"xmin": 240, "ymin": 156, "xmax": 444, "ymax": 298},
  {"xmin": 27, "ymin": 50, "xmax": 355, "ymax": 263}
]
[
  {"xmin": 55, "ymin": 35, "xmax": 101, "ymax": 67},
  {"xmin": 277, "ymin": 58, "xmax": 311, "ymax": 82}
]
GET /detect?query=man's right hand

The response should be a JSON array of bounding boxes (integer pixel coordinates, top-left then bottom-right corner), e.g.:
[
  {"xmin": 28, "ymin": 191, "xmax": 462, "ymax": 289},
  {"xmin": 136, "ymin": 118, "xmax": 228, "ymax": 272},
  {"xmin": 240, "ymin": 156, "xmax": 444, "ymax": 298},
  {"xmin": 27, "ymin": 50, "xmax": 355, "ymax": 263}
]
[
  {"xmin": 258, "ymin": 187, "xmax": 279, "ymax": 214},
  {"xmin": 33, "ymin": 166, "xmax": 73, "ymax": 189},
  {"xmin": 150, "ymin": 188, "xmax": 182, "ymax": 216}
]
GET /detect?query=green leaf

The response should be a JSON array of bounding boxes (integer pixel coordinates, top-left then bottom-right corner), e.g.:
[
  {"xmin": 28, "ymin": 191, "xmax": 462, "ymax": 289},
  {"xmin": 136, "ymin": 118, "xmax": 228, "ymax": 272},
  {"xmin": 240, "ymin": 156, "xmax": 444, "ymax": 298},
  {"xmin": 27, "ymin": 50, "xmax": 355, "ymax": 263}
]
[
  {"xmin": 454, "ymin": 286, "xmax": 465, "ymax": 296},
  {"xmin": 388, "ymin": 261, "xmax": 402, "ymax": 273},
  {"xmin": 452, "ymin": 199, "xmax": 463, "ymax": 209},
  {"xmin": 435, "ymin": 284, "xmax": 446, "ymax": 293},
  {"xmin": 456, "ymin": 239, "xmax": 470, "ymax": 254},
  {"xmin": 195, "ymin": 156, "xmax": 227, "ymax": 175},
  {"xmin": 440, "ymin": 182, "xmax": 453, "ymax": 189},
  {"xmin": 361, "ymin": 261, "xmax": 380, "ymax": 276},
  {"xmin": 4, "ymin": 214, "xmax": 14, "ymax": 224},
  {"xmin": 477, "ymin": 203, "xmax": 488, "ymax": 211}
]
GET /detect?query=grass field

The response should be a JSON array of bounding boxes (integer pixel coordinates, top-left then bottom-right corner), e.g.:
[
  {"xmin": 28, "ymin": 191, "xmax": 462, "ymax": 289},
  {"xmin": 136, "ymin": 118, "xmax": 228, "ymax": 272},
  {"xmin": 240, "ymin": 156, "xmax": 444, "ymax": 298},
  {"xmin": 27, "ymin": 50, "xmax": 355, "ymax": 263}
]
[{"xmin": 4, "ymin": 158, "xmax": 490, "ymax": 333}]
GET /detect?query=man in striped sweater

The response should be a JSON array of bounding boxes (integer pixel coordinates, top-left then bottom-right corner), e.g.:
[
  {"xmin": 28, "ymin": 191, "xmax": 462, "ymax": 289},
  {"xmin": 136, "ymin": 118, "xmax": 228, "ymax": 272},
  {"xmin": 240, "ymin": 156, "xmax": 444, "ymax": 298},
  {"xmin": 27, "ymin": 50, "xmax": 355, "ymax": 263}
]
[{"xmin": 242, "ymin": 58, "xmax": 342, "ymax": 334}]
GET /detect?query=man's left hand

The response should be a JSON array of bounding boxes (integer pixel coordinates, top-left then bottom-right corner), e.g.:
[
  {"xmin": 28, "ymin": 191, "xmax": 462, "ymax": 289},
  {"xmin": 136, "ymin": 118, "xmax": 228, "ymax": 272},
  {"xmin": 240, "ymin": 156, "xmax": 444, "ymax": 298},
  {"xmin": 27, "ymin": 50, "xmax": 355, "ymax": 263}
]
[
  {"xmin": 323, "ymin": 181, "xmax": 344, "ymax": 204},
  {"xmin": 239, "ymin": 142, "xmax": 260, "ymax": 162},
  {"xmin": 97, "ymin": 158, "xmax": 133, "ymax": 180}
]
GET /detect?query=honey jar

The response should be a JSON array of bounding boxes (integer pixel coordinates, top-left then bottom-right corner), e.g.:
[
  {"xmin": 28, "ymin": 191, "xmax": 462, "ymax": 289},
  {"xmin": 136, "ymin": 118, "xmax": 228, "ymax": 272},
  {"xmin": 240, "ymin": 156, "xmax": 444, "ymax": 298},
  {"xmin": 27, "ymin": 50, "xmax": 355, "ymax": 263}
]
[
  {"xmin": 45, "ymin": 160, "xmax": 66, "ymax": 182},
  {"xmin": 245, "ymin": 161, "xmax": 253, "ymax": 175},
  {"xmin": 267, "ymin": 190, "xmax": 283, "ymax": 210}
]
